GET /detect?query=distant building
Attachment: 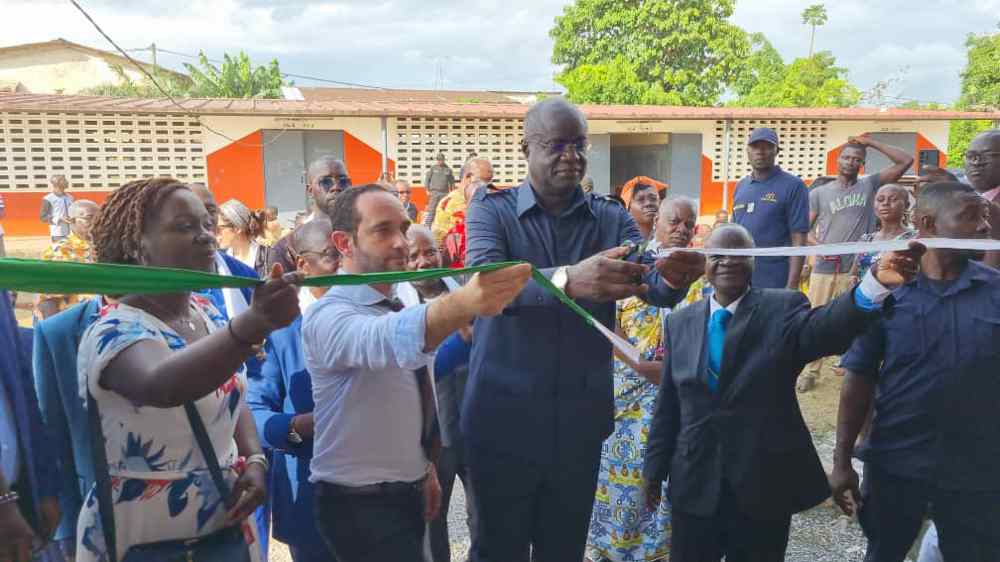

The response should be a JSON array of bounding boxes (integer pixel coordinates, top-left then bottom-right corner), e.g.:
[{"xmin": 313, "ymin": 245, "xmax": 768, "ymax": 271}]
[
  {"xmin": 0, "ymin": 87, "xmax": 997, "ymax": 235},
  {"xmin": 0, "ymin": 38, "xmax": 186, "ymax": 95}
]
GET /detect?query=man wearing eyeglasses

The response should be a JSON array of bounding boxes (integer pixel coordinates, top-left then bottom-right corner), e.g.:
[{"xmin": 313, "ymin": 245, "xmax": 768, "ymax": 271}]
[
  {"xmin": 964, "ymin": 129, "xmax": 1000, "ymax": 267},
  {"xmin": 463, "ymin": 97, "xmax": 706, "ymax": 562},
  {"xmin": 269, "ymin": 156, "xmax": 351, "ymax": 272},
  {"xmin": 394, "ymin": 180, "xmax": 419, "ymax": 222}
]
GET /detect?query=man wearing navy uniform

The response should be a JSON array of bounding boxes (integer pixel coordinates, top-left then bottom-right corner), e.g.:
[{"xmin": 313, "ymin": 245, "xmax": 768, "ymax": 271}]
[{"xmin": 732, "ymin": 128, "xmax": 810, "ymax": 289}]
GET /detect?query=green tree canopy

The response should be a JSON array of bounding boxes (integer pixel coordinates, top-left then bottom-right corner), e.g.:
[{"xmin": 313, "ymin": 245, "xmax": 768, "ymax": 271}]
[
  {"xmin": 731, "ymin": 51, "xmax": 860, "ymax": 108},
  {"xmin": 948, "ymin": 25, "xmax": 1000, "ymax": 166},
  {"xmin": 556, "ymin": 57, "xmax": 684, "ymax": 105},
  {"xmin": 550, "ymin": 0, "xmax": 750, "ymax": 106},
  {"xmin": 184, "ymin": 51, "xmax": 287, "ymax": 98},
  {"xmin": 82, "ymin": 51, "xmax": 288, "ymax": 99}
]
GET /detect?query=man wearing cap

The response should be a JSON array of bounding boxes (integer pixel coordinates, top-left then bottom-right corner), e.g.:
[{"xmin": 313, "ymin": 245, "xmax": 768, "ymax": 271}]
[{"xmin": 732, "ymin": 128, "xmax": 810, "ymax": 290}]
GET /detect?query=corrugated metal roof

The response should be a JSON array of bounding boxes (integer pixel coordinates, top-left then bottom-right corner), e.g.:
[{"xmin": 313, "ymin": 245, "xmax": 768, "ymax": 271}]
[
  {"xmin": 1, "ymin": 92, "xmax": 998, "ymax": 121},
  {"xmin": 294, "ymin": 86, "xmax": 541, "ymax": 104}
]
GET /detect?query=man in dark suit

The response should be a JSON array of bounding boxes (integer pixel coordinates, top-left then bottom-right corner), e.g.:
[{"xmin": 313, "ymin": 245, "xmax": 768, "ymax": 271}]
[{"xmin": 643, "ymin": 224, "xmax": 922, "ymax": 562}]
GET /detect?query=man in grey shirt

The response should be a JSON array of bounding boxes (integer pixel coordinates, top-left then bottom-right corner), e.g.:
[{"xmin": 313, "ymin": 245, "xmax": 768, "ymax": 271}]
[
  {"xmin": 423, "ymin": 153, "xmax": 456, "ymax": 228},
  {"xmin": 800, "ymin": 135, "xmax": 913, "ymax": 392}
]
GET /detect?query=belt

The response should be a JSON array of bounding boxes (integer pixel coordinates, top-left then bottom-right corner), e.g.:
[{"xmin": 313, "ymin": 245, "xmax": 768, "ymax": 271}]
[{"xmin": 316, "ymin": 477, "xmax": 425, "ymax": 497}]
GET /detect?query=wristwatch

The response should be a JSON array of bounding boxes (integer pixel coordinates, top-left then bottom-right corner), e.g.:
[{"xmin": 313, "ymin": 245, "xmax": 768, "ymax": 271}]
[
  {"xmin": 287, "ymin": 417, "xmax": 304, "ymax": 445},
  {"xmin": 552, "ymin": 266, "xmax": 570, "ymax": 295}
]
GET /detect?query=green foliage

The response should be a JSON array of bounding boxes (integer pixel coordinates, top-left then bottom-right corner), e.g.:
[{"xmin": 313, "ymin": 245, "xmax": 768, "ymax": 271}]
[
  {"xmin": 556, "ymin": 57, "xmax": 684, "ymax": 105},
  {"xmin": 80, "ymin": 63, "xmax": 190, "ymax": 98},
  {"xmin": 550, "ymin": 0, "xmax": 751, "ymax": 106},
  {"xmin": 949, "ymin": 26, "xmax": 1000, "ymax": 167},
  {"xmin": 183, "ymin": 51, "xmax": 287, "ymax": 99},
  {"xmin": 731, "ymin": 51, "xmax": 860, "ymax": 108},
  {"xmin": 802, "ymin": 3, "xmax": 828, "ymax": 57},
  {"xmin": 730, "ymin": 33, "xmax": 785, "ymax": 100}
]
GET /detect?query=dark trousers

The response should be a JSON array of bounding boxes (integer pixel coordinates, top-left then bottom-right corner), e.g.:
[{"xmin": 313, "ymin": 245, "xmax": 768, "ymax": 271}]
[
  {"xmin": 860, "ymin": 463, "xmax": 1000, "ymax": 562},
  {"xmin": 289, "ymin": 542, "xmax": 337, "ymax": 562},
  {"xmin": 670, "ymin": 484, "xmax": 791, "ymax": 562},
  {"xmin": 427, "ymin": 445, "xmax": 477, "ymax": 562},
  {"xmin": 466, "ymin": 443, "xmax": 602, "ymax": 562},
  {"xmin": 314, "ymin": 480, "xmax": 425, "ymax": 562}
]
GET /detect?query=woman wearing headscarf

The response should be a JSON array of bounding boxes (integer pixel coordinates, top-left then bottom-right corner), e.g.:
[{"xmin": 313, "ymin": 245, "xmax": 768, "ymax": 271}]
[{"xmin": 218, "ymin": 199, "xmax": 273, "ymax": 277}]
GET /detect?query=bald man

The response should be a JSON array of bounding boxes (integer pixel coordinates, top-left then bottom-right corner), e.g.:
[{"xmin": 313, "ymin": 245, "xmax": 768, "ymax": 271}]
[
  {"xmin": 431, "ymin": 158, "xmax": 495, "ymax": 246},
  {"xmin": 269, "ymin": 157, "xmax": 351, "ymax": 272},
  {"xmin": 247, "ymin": 219, "xmax": 338, "ymax": 562},
  {"xmin": 964, "ymin": 129, "xmax": 1000, "ymax": 267}
]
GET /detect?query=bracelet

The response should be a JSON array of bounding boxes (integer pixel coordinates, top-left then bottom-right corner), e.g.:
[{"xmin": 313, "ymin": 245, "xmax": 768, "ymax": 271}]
[
  {"xmin": 227, "ymin": 319, "xmax": 259, "ymax": 347},
  {"xmin": 246, "ymin": 453, "xmax": 269, "ymax": 471},
  {"xmin": 0, "ymin": 490, "xmax": 19, "ymax": 506}
]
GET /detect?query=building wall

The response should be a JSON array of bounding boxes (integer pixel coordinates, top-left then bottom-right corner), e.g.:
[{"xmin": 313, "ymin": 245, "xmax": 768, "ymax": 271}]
[{"xmin": 0, "ymin": 48, "xmax": 147, "ymax": 94}]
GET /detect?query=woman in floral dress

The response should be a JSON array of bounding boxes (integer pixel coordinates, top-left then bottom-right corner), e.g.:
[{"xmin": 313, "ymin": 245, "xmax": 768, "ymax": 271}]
[
  {"xmin": 75, "ymin": 178, "xmax": 301, "ymax": 562},
  {"xmin": 587, "ymin": 195, "xmax": 698, "ymax": 562}
]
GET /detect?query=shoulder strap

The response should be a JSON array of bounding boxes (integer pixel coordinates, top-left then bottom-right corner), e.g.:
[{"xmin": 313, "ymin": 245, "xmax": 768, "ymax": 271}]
[
  {"xmin": 86, "ymin": 390, "xmax": 119, "ymax": 562},
  {"xmin": 183, "ymin": 402, "xmax": 233, "ymax": 503}
]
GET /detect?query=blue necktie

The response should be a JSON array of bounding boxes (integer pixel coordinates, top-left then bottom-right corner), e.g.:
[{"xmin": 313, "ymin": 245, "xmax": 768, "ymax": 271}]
[{"xmin": 706, "ymin": 309, "xmax": 733, "ymax": 394}]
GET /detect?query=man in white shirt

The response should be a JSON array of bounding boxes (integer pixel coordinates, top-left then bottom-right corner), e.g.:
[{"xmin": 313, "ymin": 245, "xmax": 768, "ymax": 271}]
[
  {"xmin": 39, "ymin": 175, "xmax": 74, "ymax": 242},
  {"xmin": 301, "ymin": 184, "xmax": 530, "ymax": 562}
]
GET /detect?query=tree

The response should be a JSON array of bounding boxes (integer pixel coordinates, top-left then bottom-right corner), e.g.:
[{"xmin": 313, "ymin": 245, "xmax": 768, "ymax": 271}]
[
  {"xmin": 948, "ymin": 25, "xmax": 1000, "ymax": 167},
  {"xmin": 801, "ymin": 4, "xmax": 828, "ymax": 58},
  {"xmin": 556, "ymin": 57, "xmax": 684, "ymax": 105},
  {"xmin": 184, "ymin": 51, "xmax": 287, "ymax": 99},
  {"xmin": 730, "ymin": 33, "xmax": 785, "ymax": 100},
  {"xmin": 550, "ymin": 0, "xmax": 751, "ymax": 106},
  {"xmin": 81, "ymin": 63, "xmax": 190, "ymax": 97},
  {"xmin": 731, "ymin": 51, "xmax": 860, "ymax": 108}
]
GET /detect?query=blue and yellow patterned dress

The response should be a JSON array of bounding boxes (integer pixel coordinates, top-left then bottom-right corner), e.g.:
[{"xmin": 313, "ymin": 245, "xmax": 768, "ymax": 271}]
[{"xmin": 587, "ymin": 296, "xmax": 671, "ymax": 562}]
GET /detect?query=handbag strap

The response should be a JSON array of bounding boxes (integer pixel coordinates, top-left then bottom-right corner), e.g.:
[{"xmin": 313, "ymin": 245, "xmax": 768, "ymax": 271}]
[
  {"xmin": 86, "ymin": 390, "xmax": 119, "ymax": 562},
  {"xmin": 183, "ymin": 402, "xmax": 233, "ymax": 503},
  {"xmin": 86, "ymin": 393, "xmax": 235, "ymax": 562}
]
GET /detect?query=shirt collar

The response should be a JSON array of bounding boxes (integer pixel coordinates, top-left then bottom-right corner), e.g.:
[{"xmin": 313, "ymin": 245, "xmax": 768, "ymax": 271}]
[
  {"xmin": 913, "ymin": 260, "xmax": 995, "ymax": 297},
  {"xmin": 517, "ymin": 181, "xmax": 594, "ymax": 219},
  {"xmin": 981, "ymin": 186, "xmax": 1000, "ymax": 202},
  {"xmin": 709, "ymin": 288, "xmax": 748, "ymax": 317},
  {"xmin": 298, "ymin": 286, "xmax": 319, "ymax": 315},
  {"xmin": 324, "ymin": 269, "xmax": 396, "ymax": 306}
]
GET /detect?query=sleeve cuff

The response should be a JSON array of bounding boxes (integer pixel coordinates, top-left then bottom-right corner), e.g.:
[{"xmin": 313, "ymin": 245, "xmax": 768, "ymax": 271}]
[
  {"xmin": 263, "ymin": 413, "xmax": 296, "ymax": 451},
  {"xmin": 855, "ymin": 269, "xmax": 892, "ymax": 311},
  {"xmin": 394, "ymin": 303, "xmax": 437, "ymax": 367}
]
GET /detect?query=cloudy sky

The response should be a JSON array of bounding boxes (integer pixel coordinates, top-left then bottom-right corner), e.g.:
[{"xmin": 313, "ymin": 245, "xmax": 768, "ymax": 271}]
[{"xmin": 4, "ymin": 0, "xmax": 998, "ymax": 105}]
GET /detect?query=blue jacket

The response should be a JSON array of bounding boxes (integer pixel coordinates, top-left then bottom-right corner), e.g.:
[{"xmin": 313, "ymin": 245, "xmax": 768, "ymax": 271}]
[
  {"xmin": 246, "ymin": 316, "xmax": 326, "ymax": 553},
  {"xmin": 1, "ymin": 291, "xmax": 61, "ymax": 530},
  {"xmin": 195, "ymin": 253, "xmax": 262, "ymax": 381},
  {"xmin": 32, "ymin": 297, "xmax": 101, "ymax": 540}
]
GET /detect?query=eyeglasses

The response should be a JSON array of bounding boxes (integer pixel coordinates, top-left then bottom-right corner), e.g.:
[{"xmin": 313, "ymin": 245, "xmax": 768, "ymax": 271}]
[
  {"xmin": 396, "ymin": 190, "xmax": 411, "ymax": 195},
  {"xmin": 291, "ymin": 248, "xmax": 339, "ymax": 262},
  {"xmin": 534, "ymin": 138, "xmax": 591, "ymax": 156},
  {"xmin": 965, "ymin": 151, "xmax": 1000, "ymax": 165},
  {"xmin": 318, "ymin": 175, "xmax": 352, "ymax": 192},
  {"xmin": 707, "ymin": 254, "xmax": 752, "ymax": 264},
  {"xmin": 218, "ymin": 222, "xmax": 235, "ymax": 231}
]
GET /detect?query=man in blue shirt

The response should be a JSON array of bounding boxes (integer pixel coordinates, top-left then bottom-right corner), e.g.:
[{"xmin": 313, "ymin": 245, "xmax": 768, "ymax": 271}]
[
  {"xmin": 732, "ymin": 128, "xmax": 810, "ymax": 289},
  {"xmin": 248, "ymin": 219, "xmax": 338, "ymax": 562},
  {"xmin": 831, "ymin": 182, "xmax": 1000, "ymax": 562},
  {"xmin": 463, "ymin": 98, "xmax": 705, "ymax": 562}
]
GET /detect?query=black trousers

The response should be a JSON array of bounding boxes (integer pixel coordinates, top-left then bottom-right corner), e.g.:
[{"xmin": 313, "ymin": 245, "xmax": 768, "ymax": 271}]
[
  {"xmin": 860, "ymin": 463, "xmax": 1000, "ymax": 562},
  {"xmin": 466, "ymin": 443, "xmax": 602, "ymax": 562},
  {"xmin": 670, "ymin": 484, "xmax": 791, "ymax": 562},
  {"xmin": 427, "ymin": 445, "xmax": 478, "ymax": 562},
  {"xmin": 314, "ymin": 480, "xmax": 425, "ymax": 562}
]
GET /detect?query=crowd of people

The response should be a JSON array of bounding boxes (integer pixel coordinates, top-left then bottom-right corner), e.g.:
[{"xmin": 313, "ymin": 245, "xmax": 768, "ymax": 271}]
[{"xmin": 1, "ymin": 96, "xmax": 999, "ymax": 562}]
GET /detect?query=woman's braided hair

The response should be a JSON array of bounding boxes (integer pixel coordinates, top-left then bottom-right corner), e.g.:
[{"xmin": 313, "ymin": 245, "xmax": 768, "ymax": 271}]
[{"xmin": 91, "ymin": 177, "xmax": 191, "ymax": 265}]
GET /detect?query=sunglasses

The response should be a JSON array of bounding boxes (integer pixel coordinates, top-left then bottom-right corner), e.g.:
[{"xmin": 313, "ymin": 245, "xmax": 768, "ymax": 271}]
[{"xmin": 318, "ymin": 175, "xmax": 352, "ymax": 192}]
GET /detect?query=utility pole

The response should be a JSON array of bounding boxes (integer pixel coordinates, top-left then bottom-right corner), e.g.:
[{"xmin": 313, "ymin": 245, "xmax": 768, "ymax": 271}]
[{"xmin": 150, "ymin": 42, "xmax": 157, "ymax": 73}]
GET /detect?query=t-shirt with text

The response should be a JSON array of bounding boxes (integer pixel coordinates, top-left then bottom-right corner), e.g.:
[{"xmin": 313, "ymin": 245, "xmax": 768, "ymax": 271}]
[{"xmin": 809, "ymin": 174, "xmax": 881, "ymax": 274}]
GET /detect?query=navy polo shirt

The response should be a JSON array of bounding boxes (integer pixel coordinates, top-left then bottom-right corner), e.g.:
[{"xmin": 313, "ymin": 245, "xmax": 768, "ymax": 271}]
[
  {"xmin": 732, "ymin": 166, "xmax": 809, "ymax": 288},
  {"xmin": 841, "ymin": 261, "xmax": 1000, "ymax": 491}
]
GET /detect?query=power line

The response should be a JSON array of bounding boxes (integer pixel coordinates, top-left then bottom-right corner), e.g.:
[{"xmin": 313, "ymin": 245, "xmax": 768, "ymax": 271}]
[{"xmin": 68, "ymin": 0, "xmax": 290, "ymax": 149}]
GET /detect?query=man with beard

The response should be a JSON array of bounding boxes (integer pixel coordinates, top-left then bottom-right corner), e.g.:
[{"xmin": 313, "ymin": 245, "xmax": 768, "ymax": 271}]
[
  {"xmin": 732, "ymin": 128, "xmax": 810, "ymax": 290},
  {"xmin": 963, "ymin": 129, "xmax": 1000, "ymax": 267},
  {"xmin": 269, "ymin": 157, "xmax": 351, "ymax": 272},
  {"xmin": 831, "ymin": 181, "xmax": 1000, "ymax": 562},
  {"xmin": 302, "ymin": 184, "xmax": 531, "ymax": 562}
]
